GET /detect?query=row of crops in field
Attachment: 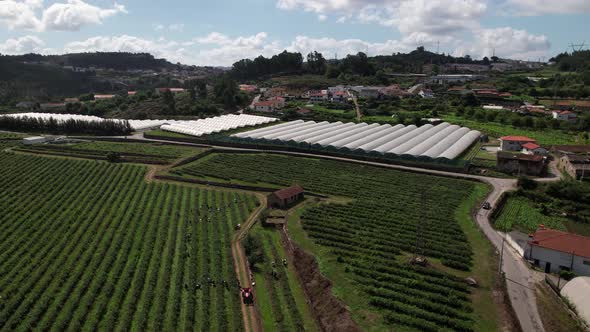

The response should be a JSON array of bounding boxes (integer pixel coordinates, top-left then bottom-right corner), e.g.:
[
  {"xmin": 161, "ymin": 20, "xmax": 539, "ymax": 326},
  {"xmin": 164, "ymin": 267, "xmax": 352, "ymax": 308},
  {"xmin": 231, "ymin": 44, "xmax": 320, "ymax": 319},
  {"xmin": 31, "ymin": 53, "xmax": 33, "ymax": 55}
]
[
  {"xmin": 0, "ymin": 152, "xmax": 257, "ymax": 331},
  {"xmin": 173, "ymin": 153, "xmax": 478, "ymax": 331},
  {"xmin": 0, "ymin": 133, "xmax": 23, "ymax": 150},
  {"xmin": 15, "ymin": 141, "xmax": 203, "ymax": 163},
  {"xmin": 250, "ymin": 225, "xmax": 315, "ymax": 332},
  {"xmin": 494, "ymin": 195, "xmax": 567, "ymax": 232}
]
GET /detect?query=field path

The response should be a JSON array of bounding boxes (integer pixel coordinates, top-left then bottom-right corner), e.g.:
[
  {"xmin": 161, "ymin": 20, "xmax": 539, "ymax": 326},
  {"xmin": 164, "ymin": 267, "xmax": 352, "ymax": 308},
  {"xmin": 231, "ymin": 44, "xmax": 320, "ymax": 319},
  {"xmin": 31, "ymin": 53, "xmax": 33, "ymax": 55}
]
[
  {"xmin": 231, "ymin": 194, "xmax": 266, "ymax": 332},
  {"xmin": 352, "ymin": 95, "xmax": 362, "ymax": 121}
]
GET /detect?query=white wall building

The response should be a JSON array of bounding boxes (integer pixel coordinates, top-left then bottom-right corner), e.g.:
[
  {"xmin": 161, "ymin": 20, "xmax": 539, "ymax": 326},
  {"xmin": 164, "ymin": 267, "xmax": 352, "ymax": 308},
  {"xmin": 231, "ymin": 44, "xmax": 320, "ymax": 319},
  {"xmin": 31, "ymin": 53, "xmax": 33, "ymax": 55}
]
[
  {"xmin": 499, "ymin": 136, "xmax": 537, "ymax": 151},
  {"xmin": 525, "ymin": 229, "xmax": 590, "ymax": 276},
  {"xmin": 552, "ymin": 110, "xmax": 577, "ymax": 121}
]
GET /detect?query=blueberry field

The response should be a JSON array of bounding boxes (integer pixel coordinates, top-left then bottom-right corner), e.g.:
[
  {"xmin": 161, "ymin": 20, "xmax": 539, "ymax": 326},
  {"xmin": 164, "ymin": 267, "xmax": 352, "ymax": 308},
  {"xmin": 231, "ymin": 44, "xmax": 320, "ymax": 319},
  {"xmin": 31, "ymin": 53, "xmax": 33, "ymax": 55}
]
[
  {"xmin": 172, "ymin": 152, "xmax": 490, "ymax": 331},
  {"xmin": 0, "ymin": 152, "xmax": 257, "ymax": 331}
]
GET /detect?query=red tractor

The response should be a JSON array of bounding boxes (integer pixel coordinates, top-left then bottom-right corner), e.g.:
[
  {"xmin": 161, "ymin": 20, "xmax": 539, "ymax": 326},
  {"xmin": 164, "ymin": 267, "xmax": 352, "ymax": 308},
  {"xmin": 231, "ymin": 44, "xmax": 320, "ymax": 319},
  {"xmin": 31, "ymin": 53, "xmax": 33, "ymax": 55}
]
[{"xmin": 241, "ymin": 287, "xmax": 254, "ymax": 305}]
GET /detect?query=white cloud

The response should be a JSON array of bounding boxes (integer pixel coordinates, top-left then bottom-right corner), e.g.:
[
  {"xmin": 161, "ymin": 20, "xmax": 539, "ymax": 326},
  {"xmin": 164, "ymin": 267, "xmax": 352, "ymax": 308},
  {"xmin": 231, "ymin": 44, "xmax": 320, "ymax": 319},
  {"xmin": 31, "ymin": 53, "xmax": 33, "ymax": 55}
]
[
  {"xmin": 457, "ymin": 27, "xmax": 550, "ymax": 59},
  {"xmin": 501, "ymin": 0, "xmax": 590, "ymax": 15},
  {"xmin": 0, "ymin": 35, "xmax": 45, "ymax": 54},
  {"xmin": 318, "ymin": 14, "xmax": 327, "ymax": 21},
  {"xmin": 194, "ymin": 32, "xmax": 281, "ymax": 66},
  {"xmin": 277, "ymin": 0, "xmax": 487, "ymax": 43},
  {"xmin": 287, "ymin": 35, "xmax": 411, "ymax": 58},
  {"xmin": 153, "ymin": 23, "xmax": 185, "ymax": 32},
  {"xmin": 0, "ymin": 0, "xmax": 126, "ymax": 31}
]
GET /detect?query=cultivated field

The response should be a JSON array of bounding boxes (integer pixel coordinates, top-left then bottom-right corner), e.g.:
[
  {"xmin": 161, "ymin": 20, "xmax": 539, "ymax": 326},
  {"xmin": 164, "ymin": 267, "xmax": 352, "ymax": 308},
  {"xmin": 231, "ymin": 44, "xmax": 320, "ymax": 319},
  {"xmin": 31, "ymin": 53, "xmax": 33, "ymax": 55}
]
[
  {"xmin": 494, "ymin": 195, "xmax": 568, "ymax": 232},
  {"xmin": 0, "ymin": 153, "xmax": 257, "ymax": 331},
  {"xmin": 172, "ymin": 152, "xmax": 495, "ymax": 331}
]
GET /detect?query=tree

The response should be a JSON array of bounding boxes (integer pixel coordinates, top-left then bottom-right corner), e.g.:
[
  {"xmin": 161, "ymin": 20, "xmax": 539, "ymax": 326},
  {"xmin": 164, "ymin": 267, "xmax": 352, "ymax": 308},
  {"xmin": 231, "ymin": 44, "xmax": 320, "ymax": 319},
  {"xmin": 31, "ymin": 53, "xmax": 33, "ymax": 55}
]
[
  {"xmin": 189, "ymin": 88, "xmax": 196, "ymax": 102},
  {"xmin": 106, "ymin": 152, "xmax": 121, "ymax": 163},
  {"xmin": 243, "ymin": 234, "xmax": 264, "ymax": 271},
  {"xmin": 306, "ymin": 51, "xmax": 327, "ymax": 74},
  {"xmin": 161, "ymin": 89, "xmax": 176, "ymax": 114},
  {"xmin": 325, "ymin": 64, "xmax": 341, "ymax": 78},
  {"xmin": 482, "ymin": 57, "xmax": 490, "ymax": 65}
]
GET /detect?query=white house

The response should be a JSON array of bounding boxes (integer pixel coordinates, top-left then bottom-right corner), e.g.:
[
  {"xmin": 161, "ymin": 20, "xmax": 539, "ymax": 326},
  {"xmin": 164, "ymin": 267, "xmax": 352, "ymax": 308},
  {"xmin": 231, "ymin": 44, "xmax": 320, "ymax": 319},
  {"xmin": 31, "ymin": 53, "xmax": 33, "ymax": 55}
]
[
  {"xmin": 499, "ymin": 136, "xmax": 537, "ymax": 151},
  {"xmin": 552, "ymin": 110, "xmax": 577, "ymax": 121},
  {"xmin": 525, "ymin": 228, "xmax": 590, "ymax": 276},
  {"xmin": 309, "ymin": 91, "xmax": 329, "ymax": 103},
  {"xmin": 521, "ymin": 142, "xmax": 548, "ymax": 156},
  {"xmin": 331, "ymin": 91, "xmax": 349, "ymax": 103},
  {"xmin": 418, "ymin": 89, "xmax": 434, "ymax": 99},
  {"xmin": 253, "ymin": 101, "xmax": 276, "ymax": 113}
]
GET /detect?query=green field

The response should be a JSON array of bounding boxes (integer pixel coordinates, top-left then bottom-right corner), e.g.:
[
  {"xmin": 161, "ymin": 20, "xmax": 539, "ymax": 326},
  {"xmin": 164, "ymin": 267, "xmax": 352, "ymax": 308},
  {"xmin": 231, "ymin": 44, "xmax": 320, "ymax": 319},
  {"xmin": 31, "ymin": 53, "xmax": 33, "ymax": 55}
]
[
  {"xmin": 15, "ymin": 141, "xmax": 204, "ymax": 163},
  {"xmin": 441, "ymin": 114, "xmax": 584, "ymax": 146},
  {"xmin": 0, "ymin": 133, "xmax": 23, "ymax": 150},
  {"xmin": 494, "ymin": 195, "xmax": 568, "ymax": 232},
  {"xmin": 172, "ymin": 152, "xmax": 497, "ymax": 331},
  {"xmin": 0, "ymin": 152, "xmax": 258, "ymax": 331}
]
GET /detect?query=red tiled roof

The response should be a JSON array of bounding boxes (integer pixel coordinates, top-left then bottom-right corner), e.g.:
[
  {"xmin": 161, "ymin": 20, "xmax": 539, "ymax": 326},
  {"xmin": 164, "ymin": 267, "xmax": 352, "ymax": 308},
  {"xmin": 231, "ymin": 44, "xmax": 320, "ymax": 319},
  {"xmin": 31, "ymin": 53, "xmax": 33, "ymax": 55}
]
[
  {"xmin": 530, "ymin": 229, "xmax": 590, "ymax": 259},
  {"xmin": 272, "ymin": 185, "xmax": 304, "ymax": 200},
  {"xmin": 522, "ymin": 143, "xmax": 541, "ymax": 150},
  {"xmin": 254, "ymin": 101, "xmax": 275, "ymax": 107},
  {"xmin": 127, "ymin": 91, "xmax": 137, "ymax": 95},
  {"xmin": 500, "ymin": 136, "xmax": 536, "ymax": 142},
  {"xmin": 297, "ymin": 108, "xmax": 312, "ymax": 114}
]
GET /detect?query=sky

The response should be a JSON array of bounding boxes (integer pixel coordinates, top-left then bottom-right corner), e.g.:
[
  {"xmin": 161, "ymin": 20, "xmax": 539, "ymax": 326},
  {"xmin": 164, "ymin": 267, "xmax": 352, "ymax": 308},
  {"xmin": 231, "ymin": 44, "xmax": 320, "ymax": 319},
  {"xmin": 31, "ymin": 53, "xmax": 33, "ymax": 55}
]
[{"xmin": 0, "ymin": 0, "xmax": 589, "ymax": 66}]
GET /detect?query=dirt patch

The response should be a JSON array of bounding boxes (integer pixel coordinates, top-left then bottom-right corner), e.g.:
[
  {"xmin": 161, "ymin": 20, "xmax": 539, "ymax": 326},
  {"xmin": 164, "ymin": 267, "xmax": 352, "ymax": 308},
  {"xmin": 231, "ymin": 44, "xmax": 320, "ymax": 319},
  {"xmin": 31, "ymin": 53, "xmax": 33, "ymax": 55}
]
[{"xmin": 280, "ymin": 229, "xmax": 360, "ymax": 332}]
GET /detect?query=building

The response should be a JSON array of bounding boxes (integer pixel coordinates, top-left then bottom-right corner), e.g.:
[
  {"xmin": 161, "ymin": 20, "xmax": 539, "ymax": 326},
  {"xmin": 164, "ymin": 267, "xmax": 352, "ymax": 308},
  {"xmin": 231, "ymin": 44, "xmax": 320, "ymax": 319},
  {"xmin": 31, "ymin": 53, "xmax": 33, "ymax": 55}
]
[
  {"xmin": 552, "ymin": 110, "xmax": 577, "ymax": 121},
  {"xmin": 548, "ymin": 99, "xmax": 590, "ymax": 111},
  {"xmin": 23, "ymin": 136, "xmax": 47, "ymax": 145},
  {"xmin": 351, "ymin": 86, "xmax": 382, "ymax": 99},
  {"xmin": 253, "ymin": 101, "xmax": 276, "ymax": 113},
  {"xmin": 94, "ymin": 94, "xmax": 116, "ymax": 100},
  {"xmin": 264, "ymin": 87, "xmax": 286, "ymax": 98},
  {"xmin": 127, "ymin": 91, "xmax": 137, "ymax": 96},
  {"xmin": 155, "ymin": 88, "xmax": 185, "ymax": 95},
  {"xmin": 239, "ymin": 84, "xmax": 258, "ymax": 93},
  {"xmin": 418, "ymin": 89, "xmax": 434, "ymax": 99},
  {"xmin": 16, "ymin": 101, "xmax": 36, "ymax": 109},
  {"xmin": 496, "ymin": 152, "xmax": 545, "ymax": 176},
  {"xmin": 499, "ymin": 136, "xmax": 536, "ymax": 151},
  {"xmin": 559, "ymin": 154, "xmax": 590, "ymax": 180},
  {"xmin": 64, "ymin": 98, "xmax": 79, "ymax": 103},
  {"xmin": 331, "ymin": 91, "xmax": 349, "ymax": 103},
  {"xmin": 429, "ymin": 74, "xmax": 483, "ymax": 84},
  {"xmin": 525, "ymin": 228, "xmax": 590, "ymax": 275},
  {"xmin": 551, "ymin": 145, "xmax": 590, "ymax": 156},
  {"xmin": 521, "ymin": 143, "xmax": 548, "ymax": 156},
  {"xmin": 267, "ymin": 97, "xmax": 286, "ymax": 108},
  {"xmin": 308, "ymin": 91, "xmax": 329, "ymax": 103},
  {"xmin": 267, "ymin": 185, "xmax": 304, "ymax": 209}
]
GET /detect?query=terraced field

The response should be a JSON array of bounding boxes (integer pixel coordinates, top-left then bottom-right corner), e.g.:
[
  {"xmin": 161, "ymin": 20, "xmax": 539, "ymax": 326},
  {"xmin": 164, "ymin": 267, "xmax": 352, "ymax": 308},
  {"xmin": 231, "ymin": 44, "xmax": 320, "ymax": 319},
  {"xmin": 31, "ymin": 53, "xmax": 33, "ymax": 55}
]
[
  {"xmin": 172, "ymin": 152, "xmax": 492, "ymax": 331},
  {"xmin": 0, "ymin": 133, "xmax": 23, "ymax": 150},
  {"xmin": 0, "ymin": 152, "xmax": 257, "ymax": 331}
]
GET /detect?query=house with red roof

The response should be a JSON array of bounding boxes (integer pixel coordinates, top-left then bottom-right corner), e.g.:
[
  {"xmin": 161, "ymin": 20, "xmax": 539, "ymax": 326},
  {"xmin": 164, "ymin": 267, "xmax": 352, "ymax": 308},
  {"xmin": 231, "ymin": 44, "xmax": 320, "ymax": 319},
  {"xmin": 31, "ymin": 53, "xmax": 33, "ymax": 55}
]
[
  {"xmin": 526, "ymin": 228, "xmax": 590, "ymax": 275},
  {"xmin": 499, "ymin": 136, "xmax": 537, "ymax": 152},
  {"xmin": 521, "ymin": 142, "xmax": 548, "ymax": 156},
  {"xmin": 267, "ymin": 185, "xmax": 304, "ymax": 209}
]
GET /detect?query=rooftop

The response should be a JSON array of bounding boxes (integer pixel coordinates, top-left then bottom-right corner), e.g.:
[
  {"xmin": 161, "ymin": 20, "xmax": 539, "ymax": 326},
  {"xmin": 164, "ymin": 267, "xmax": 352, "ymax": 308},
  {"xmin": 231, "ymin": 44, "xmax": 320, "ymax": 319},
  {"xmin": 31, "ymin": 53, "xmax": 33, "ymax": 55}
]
[
  {"xmin": 497, "ymin": 152, "xmax": 544, "ymax": 162},
  {"xmin": 500, "ymin": 136, "xmax": 536, "ymax": 142},
  {"xmin": 530, "ymin": 228, "xmax": 590, "ymax": 259},
  {"xmin": 522, "ymin": 143, "xmax": 541, "ymax": 150},
  {"xmin": 272, "ymin": 185, "xmax": 304, "ymax": 200}
]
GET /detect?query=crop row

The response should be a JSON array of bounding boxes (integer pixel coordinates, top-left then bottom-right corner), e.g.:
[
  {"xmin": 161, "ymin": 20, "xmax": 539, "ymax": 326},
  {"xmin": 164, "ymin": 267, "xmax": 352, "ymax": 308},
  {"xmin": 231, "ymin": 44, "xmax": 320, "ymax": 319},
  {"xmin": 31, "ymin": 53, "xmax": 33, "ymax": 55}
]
[{"xmin": 0, "ymin": 152, "xmax": 256, "ymax": 331}]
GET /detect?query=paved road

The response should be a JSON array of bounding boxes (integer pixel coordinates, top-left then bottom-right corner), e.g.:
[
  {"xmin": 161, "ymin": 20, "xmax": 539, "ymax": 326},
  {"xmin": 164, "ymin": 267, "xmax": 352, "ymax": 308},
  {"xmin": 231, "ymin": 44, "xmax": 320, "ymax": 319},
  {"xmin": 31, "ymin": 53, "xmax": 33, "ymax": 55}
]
[{"xmin": 88, "ymin": 134, "xmax": 551, "ymax": 331}]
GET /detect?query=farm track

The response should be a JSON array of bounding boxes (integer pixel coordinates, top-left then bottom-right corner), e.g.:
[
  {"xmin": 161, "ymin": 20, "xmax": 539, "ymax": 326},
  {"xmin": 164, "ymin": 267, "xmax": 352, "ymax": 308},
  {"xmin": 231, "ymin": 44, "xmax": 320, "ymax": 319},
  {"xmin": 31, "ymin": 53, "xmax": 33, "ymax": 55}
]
[{"xmin": 131, "ymin": 134, "xmax": 552, "ymax": 332}]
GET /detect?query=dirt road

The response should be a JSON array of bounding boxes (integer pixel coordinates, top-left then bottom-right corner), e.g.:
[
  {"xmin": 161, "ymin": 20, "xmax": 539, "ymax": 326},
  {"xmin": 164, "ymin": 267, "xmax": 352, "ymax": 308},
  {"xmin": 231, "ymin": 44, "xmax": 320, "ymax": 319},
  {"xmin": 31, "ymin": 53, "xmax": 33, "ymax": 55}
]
[{"xmin": 231, "ymin": 194, "xmax": 266, "ymax": 332}]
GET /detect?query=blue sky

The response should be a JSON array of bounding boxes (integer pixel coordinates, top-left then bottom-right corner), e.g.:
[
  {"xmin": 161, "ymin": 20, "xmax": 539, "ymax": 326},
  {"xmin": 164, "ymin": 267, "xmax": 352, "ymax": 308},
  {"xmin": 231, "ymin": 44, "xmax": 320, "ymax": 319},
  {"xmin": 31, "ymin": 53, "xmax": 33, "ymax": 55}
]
[{"xmin": 0, "ymin": 0, "xmax": 589, "ymax": 66}]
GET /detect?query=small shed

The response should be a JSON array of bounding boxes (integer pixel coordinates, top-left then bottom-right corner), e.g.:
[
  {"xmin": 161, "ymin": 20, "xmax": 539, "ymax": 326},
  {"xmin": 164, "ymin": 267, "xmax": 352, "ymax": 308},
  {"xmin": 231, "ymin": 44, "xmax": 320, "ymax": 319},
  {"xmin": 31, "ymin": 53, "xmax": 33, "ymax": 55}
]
[
  {"xmin": 23, "ymin": 136, "xmax": 47, "ymax": 145},
  {"xmin": 267, "ymin": 185, "xmax": 304, "ymax": 209}
]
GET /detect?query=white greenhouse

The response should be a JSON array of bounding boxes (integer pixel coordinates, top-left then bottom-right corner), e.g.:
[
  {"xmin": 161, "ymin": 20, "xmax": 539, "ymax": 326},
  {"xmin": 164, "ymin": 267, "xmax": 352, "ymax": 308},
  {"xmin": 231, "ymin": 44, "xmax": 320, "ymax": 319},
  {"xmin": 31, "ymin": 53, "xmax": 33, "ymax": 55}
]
[{"xmin": 233, "ymin": 120, "xmax": 481, "ymax": 160}]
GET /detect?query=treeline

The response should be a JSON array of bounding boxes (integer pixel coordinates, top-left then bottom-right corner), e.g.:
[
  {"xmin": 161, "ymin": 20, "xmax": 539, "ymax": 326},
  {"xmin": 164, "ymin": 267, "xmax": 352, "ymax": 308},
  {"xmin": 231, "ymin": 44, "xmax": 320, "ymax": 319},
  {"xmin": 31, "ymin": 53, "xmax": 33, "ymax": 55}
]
[
  {"xmin": 2, "ymin": 52, "xmax": 173, "ymax": 71},
  {"xmin": 551, "ymin": 51, "xmax": 590, "ymax": 72},
  {"xmin": 0, "ymin": 116, "xmax": 132, "ymax": 136},
  {"xmin": 231, "ymin": 51, "xmax": 304, "ymax": 79}
]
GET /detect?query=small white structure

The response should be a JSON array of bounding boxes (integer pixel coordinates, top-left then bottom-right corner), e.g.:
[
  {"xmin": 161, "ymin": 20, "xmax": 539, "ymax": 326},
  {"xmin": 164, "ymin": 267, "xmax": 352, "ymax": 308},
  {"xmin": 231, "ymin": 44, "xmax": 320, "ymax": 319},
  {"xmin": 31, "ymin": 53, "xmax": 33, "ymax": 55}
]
[
  {"xmin": 499, "ymin": 136, "xmax": 536, "ymax": 151},
  {"xmin": 521, "ymin": 142, "xmax": 548, "ymax": 156},
  {"xmin": 525, "ymin": 228, "xmax": 590, "ymax": 276},
  {"xmin": 418, "ymin": 89, "xmax": 434, "ymax": 99},
  {"xmin": 483, "ymin": 105, "xmax": 505, "ymax": 111},
  {"xmin": 561, "ymin": 277, "xmax": 590, "ymax": 325},
  {"xmin": 552, "ymin": 110, "xmax": 577, "ymax": 121},
  {"xmin": 23, "ymin": 136, "xmax": 47, "ymax": 145}
]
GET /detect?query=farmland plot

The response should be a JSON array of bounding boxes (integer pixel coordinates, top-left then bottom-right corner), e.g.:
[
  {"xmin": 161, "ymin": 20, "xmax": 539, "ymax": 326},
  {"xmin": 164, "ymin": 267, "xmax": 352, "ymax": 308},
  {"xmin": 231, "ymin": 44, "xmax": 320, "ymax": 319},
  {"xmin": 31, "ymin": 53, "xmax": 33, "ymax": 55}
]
[
  {"xmin": 0, "ymin": 153, "xmax": 257, "ymax": 331},
  {"xmin": 172, "ymin": 153, "xmax": 489, "ymax": 331}
]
